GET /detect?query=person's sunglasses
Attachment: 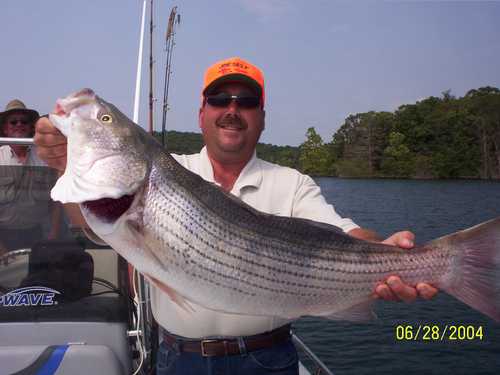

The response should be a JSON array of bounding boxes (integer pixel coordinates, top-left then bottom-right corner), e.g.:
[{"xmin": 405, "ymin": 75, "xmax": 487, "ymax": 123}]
[
  {"xmin": 206, "ymin": 93, "xmax": 260, "ymax": 109},
  {"xmin": 8, "ymin": 119, "xmax": 30, "ymax": 126}
]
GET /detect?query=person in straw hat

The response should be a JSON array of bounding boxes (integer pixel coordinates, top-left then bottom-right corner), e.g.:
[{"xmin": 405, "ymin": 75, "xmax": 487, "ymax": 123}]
[
  {"xmin": 0, "ymin": 99, "xmax": 61, "ymax": 253},
  {"xmin": 0, "ymin": 99, "xmax": 45, "ymax": 165}
]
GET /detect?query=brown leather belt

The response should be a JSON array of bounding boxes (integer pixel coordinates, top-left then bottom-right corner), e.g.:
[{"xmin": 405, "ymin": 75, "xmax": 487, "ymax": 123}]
[{"xmin": 162, "ymin": 324, "xmax": 292, "ymax": 357}]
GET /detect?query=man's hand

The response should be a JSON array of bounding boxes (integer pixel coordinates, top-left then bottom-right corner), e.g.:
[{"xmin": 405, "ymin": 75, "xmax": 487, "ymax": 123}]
[
  {"xmin": 34, "ymin": 117, "xmax": 91, "ymax": 230},
  {"xmin": 375, "ymin": 231, "xmax": 438, "ymax": 302},
  {"xmin": 34, "ymin": 117, "xmax": 67, "ymax": 171}
]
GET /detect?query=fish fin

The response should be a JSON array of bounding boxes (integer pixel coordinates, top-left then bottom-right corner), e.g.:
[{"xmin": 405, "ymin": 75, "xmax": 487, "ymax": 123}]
[
  {"xmin": 123, "ymin": 222, "xmax": 195, "ymax": 314},
  {"xmin": 51, "ymin": 171, "xmax": 94, "ymax": 204},
  {"xmin": 431, "ymin": 217, "xmax": 500, "ymax": 322},
  {"xmin": 50, "ymin": 172, "xmax": 74, "ymax": 203},
  {"xmin": 148, "ymin": 275, "xmax": 195, "ymax": 314},
  {"xmin": 321, "ymin": 300, "xmax": 377, "ymax": 322}
]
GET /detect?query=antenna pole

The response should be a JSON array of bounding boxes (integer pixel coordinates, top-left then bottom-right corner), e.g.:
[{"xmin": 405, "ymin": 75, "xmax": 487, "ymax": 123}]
[
  {"xmin": 148, "ymin": 0, "xmax": 154, "ymax": 134},
  {"xmin": 133, "ymin": 0, "xmax": 147, "ymax": 125}
]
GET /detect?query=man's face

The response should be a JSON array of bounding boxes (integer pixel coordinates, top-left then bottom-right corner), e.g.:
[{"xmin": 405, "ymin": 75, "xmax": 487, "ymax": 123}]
[
  {"xmin": 199, "ymin": 82, "xmax": 265, "ymax": 162},
  {"xmin": 4, "ymin": 112, "xmax": 33, "ymax": 138}
]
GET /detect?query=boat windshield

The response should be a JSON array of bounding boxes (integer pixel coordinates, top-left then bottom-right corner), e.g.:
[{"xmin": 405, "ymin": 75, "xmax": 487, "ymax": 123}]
[{"xmin": 0, "ymin": 163, "xmax": 129, "ymax": 322}]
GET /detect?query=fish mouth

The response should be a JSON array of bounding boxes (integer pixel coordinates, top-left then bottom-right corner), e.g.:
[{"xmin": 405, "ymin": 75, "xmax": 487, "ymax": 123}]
[
  {"xmin": 50, "ymin": 88, "xmax": 99, "ymax": 137},
  {"xmin": 54, "ymin": 88, "xmax": 97, "ymax": 116},
  {"xmin": 82, "ymin": 193, "xmax": 135, "ymax": 223}
]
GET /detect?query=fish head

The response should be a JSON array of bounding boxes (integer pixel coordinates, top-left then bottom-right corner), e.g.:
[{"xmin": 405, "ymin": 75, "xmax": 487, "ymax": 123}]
[{"xmin": 50, "ymin": 88, "xmax": 150, "ymax": 224}]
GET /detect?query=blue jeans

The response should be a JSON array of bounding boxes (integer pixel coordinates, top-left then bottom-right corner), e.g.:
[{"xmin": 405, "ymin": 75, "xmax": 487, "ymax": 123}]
[{"xmin": 156, "ymin": 337, "xmax": 299, "ymax": 375}]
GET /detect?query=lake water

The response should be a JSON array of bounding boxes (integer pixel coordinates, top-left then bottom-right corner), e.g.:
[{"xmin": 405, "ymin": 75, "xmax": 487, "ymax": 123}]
[{"xmin": 294, "ymin": 178, "xmax": 500, "ymax": 375}]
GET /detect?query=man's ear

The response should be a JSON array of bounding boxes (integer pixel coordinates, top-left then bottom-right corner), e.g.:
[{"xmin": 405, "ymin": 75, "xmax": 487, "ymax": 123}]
[
  {"xmin": 198, "ymin": 107, "xmax": 204, "ymax": 130},
  {"xmin": 261, "ymin": 109, "xmax": 266, "ymax": 130}
]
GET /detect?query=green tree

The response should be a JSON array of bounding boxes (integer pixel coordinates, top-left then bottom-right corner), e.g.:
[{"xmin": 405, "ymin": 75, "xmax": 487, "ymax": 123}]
[
  {"xmin": 331, "ymin": 112, "xmax": 393, "ymax": 176},
  {"xmin": 381, "ymin": 132, "xmax": 415, "ymax": 177},
  {"xmin": 393, "ymin": 96, "xmax": 442, "ymax": 155},
  {"xmin": 464, "ymin": 87, "xmax": 500, "ymax": 179},
  {"xmin": 393, "ymin": 93, "xmax": 481, "ymax": 178},
  {"xmin": 256, "ymin": 143, "xmax": 300, "ymax": 169},
  {"xmin": 427, "ymin": 100, "xmax": 479, "ymax": 178},
  {"xmin": 299, "ymin": 127, "xmax": 333, "ymax": 176}
]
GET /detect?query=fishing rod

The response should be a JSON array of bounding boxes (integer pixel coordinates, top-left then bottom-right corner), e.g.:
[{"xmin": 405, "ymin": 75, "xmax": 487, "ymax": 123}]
[{"xmin": 160, "ymin": 6, "xmax": 181, "ymax": 147}]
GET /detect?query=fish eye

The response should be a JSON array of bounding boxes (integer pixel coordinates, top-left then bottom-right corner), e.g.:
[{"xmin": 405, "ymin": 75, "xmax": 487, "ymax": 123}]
[{"xmin": 100, "ymin": 114, "xmax": 113, "ymax": 123}]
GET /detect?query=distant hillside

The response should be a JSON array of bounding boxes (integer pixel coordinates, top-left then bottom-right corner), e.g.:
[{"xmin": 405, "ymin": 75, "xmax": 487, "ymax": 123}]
[
  {"xmin": 153, "ymin": 130, "xmax": 301, "ymax": 169},
  {"xmin": 153, "ymin": 130, "xmax": 204, "ymax": 155}
]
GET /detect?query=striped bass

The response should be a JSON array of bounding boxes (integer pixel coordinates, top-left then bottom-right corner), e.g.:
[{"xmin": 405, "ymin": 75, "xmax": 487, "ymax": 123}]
[{"xmin": 50, "ymin": 89, "xmax": 500, "ymax": 322}]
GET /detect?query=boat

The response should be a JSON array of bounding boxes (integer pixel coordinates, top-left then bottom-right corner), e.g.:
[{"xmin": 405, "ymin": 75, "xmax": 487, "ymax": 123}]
[{"xmin": 0, "ymin": 137, "xmax": 333, "ymax": 374}]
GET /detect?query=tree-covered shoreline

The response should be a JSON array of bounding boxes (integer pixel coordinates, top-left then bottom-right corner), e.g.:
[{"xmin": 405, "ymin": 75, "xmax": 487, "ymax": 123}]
[{"xmin": 156, "ymin": 86, "xmax": 500, "ymax": 180}]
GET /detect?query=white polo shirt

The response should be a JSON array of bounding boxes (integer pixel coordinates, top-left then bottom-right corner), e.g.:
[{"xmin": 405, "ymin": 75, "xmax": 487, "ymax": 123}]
[
  {"xmin": 0, "ymin": 145, "xmax": 46, "ymax": 166},
  {"xmin": 150, "ymin": 146, "xmax": 358, "ymax": 338}
]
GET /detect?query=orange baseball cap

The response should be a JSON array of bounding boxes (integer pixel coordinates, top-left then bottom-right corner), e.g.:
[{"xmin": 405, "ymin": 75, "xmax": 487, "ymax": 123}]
[{"xmin": 202, "ymin": 57, "xmax": 265, "ymax": 106}]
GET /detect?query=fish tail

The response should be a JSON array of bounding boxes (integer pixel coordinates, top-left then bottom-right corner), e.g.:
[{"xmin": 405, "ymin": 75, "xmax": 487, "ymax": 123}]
[{"xmin": 432, "ymin": 217, "xmax": 500, "ymax": 322}]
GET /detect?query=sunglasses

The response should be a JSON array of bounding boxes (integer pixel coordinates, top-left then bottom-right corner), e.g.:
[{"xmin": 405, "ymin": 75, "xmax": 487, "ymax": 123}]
[
  {"xmin": 205, "ymin": 93, "xmax": 260, "ymax": 109},
  {"xmin": 8, "ymin": 119, "xmax": 30, "ymax": 126}
]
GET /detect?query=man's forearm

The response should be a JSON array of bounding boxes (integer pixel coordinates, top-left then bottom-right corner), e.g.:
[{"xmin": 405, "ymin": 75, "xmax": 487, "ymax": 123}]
[
  {"xmin": 63, "ymin": 203, "xmax": 89, "ymax": 228},
  {"xmin": 48, "ymin": 201, "xmax": 62, "ymax": 238}
]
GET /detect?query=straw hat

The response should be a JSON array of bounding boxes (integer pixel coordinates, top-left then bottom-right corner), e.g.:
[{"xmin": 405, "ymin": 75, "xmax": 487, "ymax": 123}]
[{"xmin": 0, "ymin": 99, "xmax": 39, "ymax": 136}]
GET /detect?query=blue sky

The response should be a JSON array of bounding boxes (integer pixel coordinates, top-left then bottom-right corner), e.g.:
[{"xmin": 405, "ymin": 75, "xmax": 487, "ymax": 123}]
[{"xmin": 1, "ymin": 1, "xmax": 499, "ymax": 146}]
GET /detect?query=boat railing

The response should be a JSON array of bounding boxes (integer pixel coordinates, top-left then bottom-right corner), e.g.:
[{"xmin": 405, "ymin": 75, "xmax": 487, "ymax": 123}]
[
  {"xmin": 292, "ymin": 333, "xmax": 334, "ymax": 375},
  {"xmin": 0, "ymin": 137, "xmax": 35, "ymax": 146},
  {"xmin": 0, "ymin": 248, "xmax": 31, "ymax": 262}
]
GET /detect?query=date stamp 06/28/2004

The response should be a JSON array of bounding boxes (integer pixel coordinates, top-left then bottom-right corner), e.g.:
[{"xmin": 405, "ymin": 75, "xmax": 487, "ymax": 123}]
[{"xmin": 394, "ymin": 324, "xmax": 485, "ymax": 342}]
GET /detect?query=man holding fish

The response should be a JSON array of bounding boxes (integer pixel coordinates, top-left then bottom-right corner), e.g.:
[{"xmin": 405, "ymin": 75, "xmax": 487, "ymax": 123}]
[{"xmin": 34, "ymin": 57, "xmax": 439, "ymax": 375}]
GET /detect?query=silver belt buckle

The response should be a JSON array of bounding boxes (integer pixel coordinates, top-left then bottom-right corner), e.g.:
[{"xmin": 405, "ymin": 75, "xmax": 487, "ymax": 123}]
[{"xmin": 200, "ymin": 339, "xmax": 218, "ymax": 357}]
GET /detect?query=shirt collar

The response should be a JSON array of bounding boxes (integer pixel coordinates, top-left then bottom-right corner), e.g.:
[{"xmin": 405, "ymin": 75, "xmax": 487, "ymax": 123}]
[
  {"xmin": 198, "ymin": 146, "xmax": 216, "ymax": 183},
  {"xmin": 10, "ymin": 146, "xmax": 32, "ymax": 165},
  {"xmin": 199, "ymin": 146, "xmax": 263, "ymax": 196}
]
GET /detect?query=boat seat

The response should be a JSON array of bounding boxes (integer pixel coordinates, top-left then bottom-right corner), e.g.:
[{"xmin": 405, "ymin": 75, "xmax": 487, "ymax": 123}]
[
  {"xmin": 0, "ymin": 241, "xmax": 133, "ymax": 374},
  {"xmin": 0, "ymin": 320, "xmax": 131, "ymax": 374},
  {"xmin": 1, "ymin": 344, "xmax": 124, "ymax": 375}
]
